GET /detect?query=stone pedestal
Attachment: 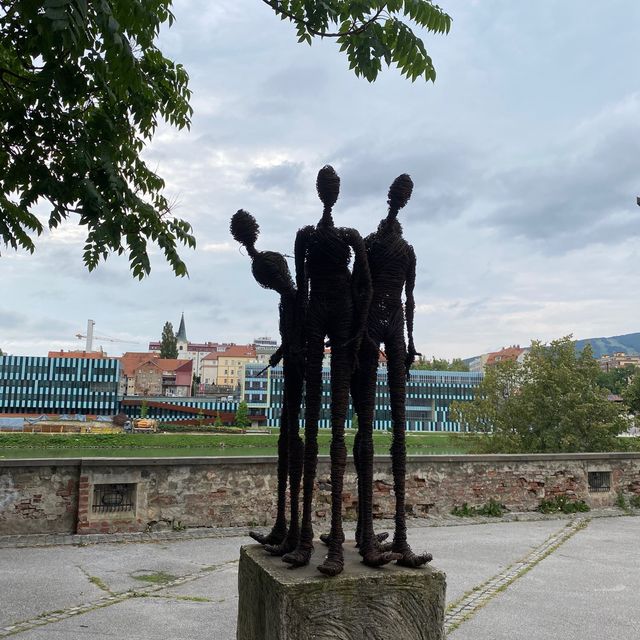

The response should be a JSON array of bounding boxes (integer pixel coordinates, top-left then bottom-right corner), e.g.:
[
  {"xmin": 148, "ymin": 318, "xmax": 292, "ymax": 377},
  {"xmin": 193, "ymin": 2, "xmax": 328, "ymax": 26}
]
[{"xmin": 236, "ymin": 542, "xmax": 446, "ymax": 640}]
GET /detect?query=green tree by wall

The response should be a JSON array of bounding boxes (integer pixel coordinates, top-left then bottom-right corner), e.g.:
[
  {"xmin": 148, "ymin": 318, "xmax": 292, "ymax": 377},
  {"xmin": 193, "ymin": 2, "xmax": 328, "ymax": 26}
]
[
  {"xmin": 598, "ymin": 365, "xmax": 637, "ymax": 395},
  {"xmin": 234, "ymin": 401, "xmax": 250, "ymax": 429},
  {"xmin": 623, "ymin": 373, "xmax": 640, "ymax": 415},
  {"xmin": 412, "ymin": 357, "xmax": 470, "ymax": 371},
  {"xmin": 451, "ymin": 337, "xmax": 626, "ymax": 453},
  {"xmin": 1, "ymin": 1, "xmax": 450, "ymax": 275},
  {"xmin": 160, "ymin": 322, "xmax": 178, "ymax": 359},
  {"xmin": 140, "ymin": 400, "xmax": 148, "ymax": 419},
  {"xmin": 214, "ymin": 412, "xmax": 223, "ymax": 429}
]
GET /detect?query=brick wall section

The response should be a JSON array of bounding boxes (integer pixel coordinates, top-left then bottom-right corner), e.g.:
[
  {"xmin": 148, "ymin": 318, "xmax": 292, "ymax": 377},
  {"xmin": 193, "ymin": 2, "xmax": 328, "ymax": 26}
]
[
  {"xmin": 1, "ymin": 454, "xmax": 639, "ymax": 535},
  {"xmin": 0, "ymin": 462, "xmax": 80, "ymax": 534}
]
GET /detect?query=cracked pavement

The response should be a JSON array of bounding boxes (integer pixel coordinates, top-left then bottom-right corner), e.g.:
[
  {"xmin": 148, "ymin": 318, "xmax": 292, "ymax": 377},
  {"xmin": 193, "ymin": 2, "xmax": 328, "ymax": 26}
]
[{"xmin": 0, "ymin": 516, "xmax": 638, "ymax": 639}]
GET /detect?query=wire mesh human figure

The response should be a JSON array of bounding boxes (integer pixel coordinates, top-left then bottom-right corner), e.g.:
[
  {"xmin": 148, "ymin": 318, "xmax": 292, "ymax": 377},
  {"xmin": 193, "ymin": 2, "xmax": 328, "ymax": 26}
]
[
  {"xmin": 230, "ymin": 210, "xmax": 305, "ymax": 555},
  {"xmin": 282, "ymin": 165, "xmax": 372, "ymax": 577},
  {"xmin": 352, "ymin": 174, "xmax": 432, "ymax": 568}
]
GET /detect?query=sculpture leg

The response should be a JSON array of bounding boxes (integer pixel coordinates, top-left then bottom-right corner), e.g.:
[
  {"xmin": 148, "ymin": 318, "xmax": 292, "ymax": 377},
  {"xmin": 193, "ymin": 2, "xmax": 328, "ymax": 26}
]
[
  {"xmin": 387, "ymin": 332, "xmax": 432, "ymax": 568},
  {"xmin": 266, "ymin": 360, "xmax": 304, "ymax": 556},
  {"xmin": 282, "ymin": 313, "xmax": 324, "ymax": 568},
  {"xmin": 251, "ymin": 392, "xmax": 288, "ymax": 546},
  {"xmin": 322, "ymin": 377, "xmax": 362, "ymax": 548},
  {"xmin": 355, "ymin": 335, "xmax": 399, "ymax": 567},
  {"xmin": 317, "ymin": 321, "xmax": 352, "ymax": 577},
  {"xmin": 321, "ymin": 375, "xmax": 389, "ymax": 551},
  {"xmin": 352, "ymin": 409, "xmax": 362, "ymax": 546}
]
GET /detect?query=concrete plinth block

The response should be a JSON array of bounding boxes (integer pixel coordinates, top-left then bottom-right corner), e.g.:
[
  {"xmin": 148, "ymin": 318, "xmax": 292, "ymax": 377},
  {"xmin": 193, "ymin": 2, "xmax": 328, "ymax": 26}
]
[{"xmin": 236, "ymin": 542, "xmax": 446, "ymax": 640}]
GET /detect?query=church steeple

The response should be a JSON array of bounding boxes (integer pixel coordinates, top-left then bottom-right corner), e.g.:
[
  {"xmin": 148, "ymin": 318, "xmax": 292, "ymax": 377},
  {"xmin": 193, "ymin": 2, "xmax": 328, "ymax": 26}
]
[{"xmin": 176, "ymin": 313, "xmax": 187, "ymax": 344}]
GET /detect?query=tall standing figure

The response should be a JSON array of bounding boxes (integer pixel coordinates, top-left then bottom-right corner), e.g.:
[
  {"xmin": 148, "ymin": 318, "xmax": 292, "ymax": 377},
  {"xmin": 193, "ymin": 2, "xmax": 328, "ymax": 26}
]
[
  {"xmin": 230, "ymin": 210, "xmax": 305, "ymax": 554},
  {"xmin": 353, "ymin": 174, "xmax": 432, "ymax": 568},
  {"xmin": 282, "ymin": 165, "xmax": 372, "ymax": 576}
]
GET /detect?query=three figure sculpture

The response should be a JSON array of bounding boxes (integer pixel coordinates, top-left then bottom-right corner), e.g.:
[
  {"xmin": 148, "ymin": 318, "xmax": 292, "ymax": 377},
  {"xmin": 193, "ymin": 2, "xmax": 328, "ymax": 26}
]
[{"xmin": 230, "ymin": 165, "xmax": 431, "ymax": 577}]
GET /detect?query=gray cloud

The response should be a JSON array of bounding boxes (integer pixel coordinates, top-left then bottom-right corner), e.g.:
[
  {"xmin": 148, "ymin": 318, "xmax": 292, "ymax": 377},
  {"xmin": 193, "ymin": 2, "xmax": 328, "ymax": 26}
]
[
  {"xmin": 479, "ymin": 95, "xmax": 640, "ymax": 253},
  {"xmin": 246, "ymin": 161, "xmax": 305, "ymax": 192},
  {"xmin": 3, "ymin": 1, "xmax": 640, "ymax": 358}
]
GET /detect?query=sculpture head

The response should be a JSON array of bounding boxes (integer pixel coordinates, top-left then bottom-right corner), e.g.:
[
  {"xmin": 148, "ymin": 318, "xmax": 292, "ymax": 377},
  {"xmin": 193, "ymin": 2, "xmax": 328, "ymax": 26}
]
[
  {"xmin": 230, "ymin": 210, "xmax": 295, "ymax": 296},
  {"xmin": 387, "ymin": 174, "xmax": 413, "ymax": 219},
  {"xmin": 378, "ymin": 173, "xmax": 413, "ymax": 234},
  {"xmin": 316, "ymin": 165, "xmax": 340, "ymax": 226}
]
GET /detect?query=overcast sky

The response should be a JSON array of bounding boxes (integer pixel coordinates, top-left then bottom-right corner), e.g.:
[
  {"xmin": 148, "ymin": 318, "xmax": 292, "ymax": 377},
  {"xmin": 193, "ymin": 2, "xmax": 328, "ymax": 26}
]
[{"xmin": 2, "ymin": 0, "xmax": 639, "ymax": 359}]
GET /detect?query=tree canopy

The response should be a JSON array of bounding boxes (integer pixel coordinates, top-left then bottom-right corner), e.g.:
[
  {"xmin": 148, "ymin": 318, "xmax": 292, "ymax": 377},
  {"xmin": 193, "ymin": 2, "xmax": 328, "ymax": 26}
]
[
  {"xmin": 159, "ymin": 321, "xmax": 178, "ymax": 359},
  {"xmin": 451, "ymin": 337, "xmax": 626, "ymax": 453},
  {"xmin": 264, "ymin": 1, "xmax": 451, "ymax": 82},
  {"xmin": 412, "ymin": 356, "xmax": 469, "ymax": 371},
  {"xmin": 234, "ymin": 400, "xmax": 250, "ymax": 429},
  {"xmin": 598, "ymin": 365, "xmax": 637, "ymax": 395},
  {"xmin": 0, "ymin": 1, "xmax": 451, "ymax": 276},
  {"xmin": 623, "ymin": 373, "xmax": 640, "ymax": 415}
]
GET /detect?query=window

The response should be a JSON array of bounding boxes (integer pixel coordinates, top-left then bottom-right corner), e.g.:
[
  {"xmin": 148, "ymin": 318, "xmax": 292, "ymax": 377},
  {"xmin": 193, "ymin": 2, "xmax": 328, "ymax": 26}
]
[
  {"xmin": 92, "ymin": 483, "xmax": 136, "ymax": 513},
  {"xmin": 588, "ymin": 471, "xmax": 611, "ymax": 493}
]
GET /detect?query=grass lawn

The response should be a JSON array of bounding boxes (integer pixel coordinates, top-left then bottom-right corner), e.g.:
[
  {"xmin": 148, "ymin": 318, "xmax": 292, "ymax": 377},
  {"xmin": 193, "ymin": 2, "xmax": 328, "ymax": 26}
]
[{"xmin": 0, "ymin": 431, "xmax": 475, "ymax": 458}]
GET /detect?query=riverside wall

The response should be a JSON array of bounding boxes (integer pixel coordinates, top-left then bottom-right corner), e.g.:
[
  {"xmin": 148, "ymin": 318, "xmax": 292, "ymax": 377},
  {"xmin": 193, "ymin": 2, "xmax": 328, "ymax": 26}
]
[{"xmin": 1, "ymin": 453, "xmax": 639, "ymax": 535}]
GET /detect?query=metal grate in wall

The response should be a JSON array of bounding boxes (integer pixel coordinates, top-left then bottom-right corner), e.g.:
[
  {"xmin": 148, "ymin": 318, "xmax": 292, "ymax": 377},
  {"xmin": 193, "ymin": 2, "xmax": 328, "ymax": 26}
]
[
  {"xmin": 92, "ymin": 483, "xmax": 136, "ymax": 513},
  {"xmin": 587, "ymin": 471, "xmax": 611, "ymax": 493}
]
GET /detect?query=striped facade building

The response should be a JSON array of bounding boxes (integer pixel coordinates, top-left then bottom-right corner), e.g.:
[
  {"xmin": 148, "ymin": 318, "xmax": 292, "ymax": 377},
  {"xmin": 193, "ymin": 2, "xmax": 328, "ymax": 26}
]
[
  {"xmin": 0, "ymin": 355, "xmax": 120, "ymax": 415},
  {"xmin": 243, "ymin": 363, "xmax": 483, "ymax": 432}
]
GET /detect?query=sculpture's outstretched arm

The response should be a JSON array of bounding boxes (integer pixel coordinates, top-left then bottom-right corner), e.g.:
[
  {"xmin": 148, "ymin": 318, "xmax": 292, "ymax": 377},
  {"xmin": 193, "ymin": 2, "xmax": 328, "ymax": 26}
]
[
  {"xmin": 405, "ymin": 244, "xmax": 419, "ymax": 376},
  {"xmin": 346, "ymin": 228, "xmax": 372, "ymax": 350}
]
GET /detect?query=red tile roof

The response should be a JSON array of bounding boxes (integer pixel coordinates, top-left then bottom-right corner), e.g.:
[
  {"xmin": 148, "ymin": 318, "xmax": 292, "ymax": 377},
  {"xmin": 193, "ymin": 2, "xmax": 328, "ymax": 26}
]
[
  {"xmin": 119, "ymin": 352, "xmax": 159, "ymax": 377},
  {"xmin": 216, "ymin": 344, "xmax": 256, "ymax": 359},
  {"xmin": 486, "ymin": 346, "xmax": 526, "ymax": 367},
  {"xmin": 155, "ymin": 359, "xmax": 193, "ymax": 373}
]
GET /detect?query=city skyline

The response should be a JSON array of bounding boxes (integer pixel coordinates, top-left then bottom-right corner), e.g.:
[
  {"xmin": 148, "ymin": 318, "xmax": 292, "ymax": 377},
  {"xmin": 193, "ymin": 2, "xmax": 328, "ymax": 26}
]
[{"xmin": 2, "ymin": 1, "xmax": 640, "ymax": 358}]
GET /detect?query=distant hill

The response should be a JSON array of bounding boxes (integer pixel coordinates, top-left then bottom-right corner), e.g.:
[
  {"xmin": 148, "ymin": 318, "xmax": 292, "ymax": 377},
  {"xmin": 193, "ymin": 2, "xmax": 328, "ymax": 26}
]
[
  {"xmin": 464, "ymin": 331, "xmax": 640, "ymax": 363},
  {"xmin": 574, "ymin": 332, "xmax": 640, "ymax": 359}
]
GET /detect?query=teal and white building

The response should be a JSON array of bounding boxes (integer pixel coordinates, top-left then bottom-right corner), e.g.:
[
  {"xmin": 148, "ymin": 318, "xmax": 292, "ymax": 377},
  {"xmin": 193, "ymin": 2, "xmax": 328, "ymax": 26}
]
[
  {"xmin": 0, "ymin": 355, "xmax": 120, "ymax": 415},
  {"xmin": 243, "ymin": 363, "xmax": 482, "ymax": 432}
]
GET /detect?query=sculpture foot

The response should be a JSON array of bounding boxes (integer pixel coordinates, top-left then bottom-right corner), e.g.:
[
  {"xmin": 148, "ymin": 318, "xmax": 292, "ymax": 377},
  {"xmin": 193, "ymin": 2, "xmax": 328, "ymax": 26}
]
[
  {"xmin": 249, "ymin": 526, "xmax": 287, "ymax": 547},
  {"xmin": 282, "ymin": 544, "xmax": 313, "ymax": 568},
  {"xmin": 393, "ymin": 545, "xmax": 433, "ymax": 568},
  {"xmin": 265, "ymin": 531, "xmax": 300, "ymax": 557},
  {"xmin": 319, "ymin": 532, "xmax": 346, "ymax": 547},
  {"xmin": 361, "ymin": 549, "xmax": 401, "ymax": 568},
  {"xmin": 317, "ymin": 550, "xmax": 344, "ymax": 577},
  {"xmin": 373, "ymin": 532, "xmax": 393, "ymax": 552}
]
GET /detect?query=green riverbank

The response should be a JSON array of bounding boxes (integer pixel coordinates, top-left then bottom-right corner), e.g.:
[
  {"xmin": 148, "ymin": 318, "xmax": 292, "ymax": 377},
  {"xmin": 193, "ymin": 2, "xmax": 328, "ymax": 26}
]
[{"xmin": 0, "ymin": 431, "xmax": 474, "ymax": 458}]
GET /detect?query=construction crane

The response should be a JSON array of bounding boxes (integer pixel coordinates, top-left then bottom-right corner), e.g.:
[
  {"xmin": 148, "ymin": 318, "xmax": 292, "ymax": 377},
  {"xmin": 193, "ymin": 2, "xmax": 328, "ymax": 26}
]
[{"xmin": 75, "ymin": 320, "xmax": 142, "ymax": 351}]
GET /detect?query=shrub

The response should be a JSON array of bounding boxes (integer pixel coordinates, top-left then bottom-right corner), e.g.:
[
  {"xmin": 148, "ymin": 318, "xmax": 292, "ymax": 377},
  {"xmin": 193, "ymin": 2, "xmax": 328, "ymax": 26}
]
[
  {"xmin": 451, "ymin": 503, "xmax": 476, "ymax": 517},
  {"xmin": 475, "ymin": 499, "xmax": 506, "ymax": 517},
  {"xmin": 615, "ymin": 492, "xmax": 629, "ymax": 511},
  {"xmin": 451, "ymin": 499, "xmax": 506, "ymax": 518},
  {"xmin": 538, "ymin": 495, "xmax": 590, "ymax": 514}
]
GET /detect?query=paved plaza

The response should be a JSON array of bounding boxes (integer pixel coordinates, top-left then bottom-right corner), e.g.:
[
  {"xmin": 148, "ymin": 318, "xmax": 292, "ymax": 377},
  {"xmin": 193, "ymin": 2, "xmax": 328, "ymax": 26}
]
[{"xmin": 0, "ymin": 515, "xmax": 637, "ymax": 639}]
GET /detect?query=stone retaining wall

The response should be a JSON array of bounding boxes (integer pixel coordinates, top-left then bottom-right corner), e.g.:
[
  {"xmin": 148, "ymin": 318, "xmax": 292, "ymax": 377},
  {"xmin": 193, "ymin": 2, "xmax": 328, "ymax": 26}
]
[
  {"xmin": 1, "ymin": 453, "xmax": 639, "ymax": 535},
  {"xmin": 0, "ymin": 462, "xmax": 79, "ymax": 534}
]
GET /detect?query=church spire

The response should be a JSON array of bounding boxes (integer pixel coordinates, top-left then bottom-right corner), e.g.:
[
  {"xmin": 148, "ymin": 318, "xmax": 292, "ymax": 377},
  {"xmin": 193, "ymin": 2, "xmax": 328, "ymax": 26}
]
[{"xmin": 176, "ymin": 312, "xmax": 187, "ymax": 343}]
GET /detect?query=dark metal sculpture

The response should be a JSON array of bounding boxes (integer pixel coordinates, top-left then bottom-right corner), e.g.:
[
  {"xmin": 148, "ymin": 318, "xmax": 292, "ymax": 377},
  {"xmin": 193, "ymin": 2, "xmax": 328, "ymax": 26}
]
[
  {"xmin": 281, "ymin": 165, "xmax": 372, "ymax": 576},
  {"xmin": 230, "ymin": 210, "xmax": 305, "ymax": 554},
  {"xmin": 353, "ymin": 174, "xmax": 432, "ymax": 568}
]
